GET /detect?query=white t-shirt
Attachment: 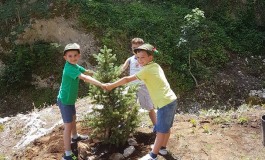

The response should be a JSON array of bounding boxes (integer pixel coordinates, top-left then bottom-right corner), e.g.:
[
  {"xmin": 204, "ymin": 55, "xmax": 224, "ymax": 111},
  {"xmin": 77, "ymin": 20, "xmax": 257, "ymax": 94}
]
[{"xmin": 129, "ymin": 55, "xmax": 143, "ymax": 85}]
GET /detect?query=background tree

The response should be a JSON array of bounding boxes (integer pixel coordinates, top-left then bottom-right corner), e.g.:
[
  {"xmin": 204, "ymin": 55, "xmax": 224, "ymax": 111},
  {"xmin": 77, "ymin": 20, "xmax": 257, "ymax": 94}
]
[
  {"xmin": 85, "ymin": 46, "xmax": 140, "ymax": 147},
  {"xmin": 177, "ymin": 8, "xmax": 228, "ymax": 87}
]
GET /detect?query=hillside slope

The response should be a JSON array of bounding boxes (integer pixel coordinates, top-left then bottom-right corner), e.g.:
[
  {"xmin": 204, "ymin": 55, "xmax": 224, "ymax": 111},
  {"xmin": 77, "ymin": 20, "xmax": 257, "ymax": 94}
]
[{"xmin": 0, "ymin": 1, "xmax": 264, "ymax": 117}]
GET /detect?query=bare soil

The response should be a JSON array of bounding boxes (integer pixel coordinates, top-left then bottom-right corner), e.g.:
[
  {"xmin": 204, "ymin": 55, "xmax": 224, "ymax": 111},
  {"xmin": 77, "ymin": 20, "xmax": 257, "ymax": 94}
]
[{"xmin": 12, "ymin": 105, "xmax": 265, "ymax": 160}]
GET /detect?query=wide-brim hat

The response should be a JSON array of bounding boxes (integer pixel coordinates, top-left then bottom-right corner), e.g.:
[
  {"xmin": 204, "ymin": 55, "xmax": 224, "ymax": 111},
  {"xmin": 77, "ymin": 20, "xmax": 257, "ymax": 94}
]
[{"xmin": 64, "ymin": 43, "xmax": 80, "ymax": 55}]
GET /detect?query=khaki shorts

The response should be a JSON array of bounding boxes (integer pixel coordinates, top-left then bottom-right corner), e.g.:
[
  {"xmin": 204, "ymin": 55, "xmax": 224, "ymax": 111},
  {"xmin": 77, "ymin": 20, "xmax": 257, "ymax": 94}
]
[{"xmin": 136, "ymin": 85, "xmax": 154, "ymax": 111}]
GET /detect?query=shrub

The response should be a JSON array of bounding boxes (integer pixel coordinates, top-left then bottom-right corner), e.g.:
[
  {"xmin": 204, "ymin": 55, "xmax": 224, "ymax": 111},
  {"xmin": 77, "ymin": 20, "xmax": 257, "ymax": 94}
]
[
  {"xmin": 1, "ymin": 42, "xmax": 62, "ymax": 89},
  {"xmin": 73, "ymin": 1, "xmax": 233, "ymax": 91}
]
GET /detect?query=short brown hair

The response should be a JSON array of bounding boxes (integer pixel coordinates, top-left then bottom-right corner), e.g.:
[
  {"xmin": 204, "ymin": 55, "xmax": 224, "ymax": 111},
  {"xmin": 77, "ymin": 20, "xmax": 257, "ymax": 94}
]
[{"xmin": 131, "ymin": 38, "xmax": 144, "ymax": 45}]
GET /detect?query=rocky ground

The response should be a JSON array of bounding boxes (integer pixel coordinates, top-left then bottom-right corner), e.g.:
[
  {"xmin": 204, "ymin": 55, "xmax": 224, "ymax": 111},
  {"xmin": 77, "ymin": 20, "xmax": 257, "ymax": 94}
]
[{"xmin": 2, "ymin": 100, "xmax": 265, "ymax": 160}]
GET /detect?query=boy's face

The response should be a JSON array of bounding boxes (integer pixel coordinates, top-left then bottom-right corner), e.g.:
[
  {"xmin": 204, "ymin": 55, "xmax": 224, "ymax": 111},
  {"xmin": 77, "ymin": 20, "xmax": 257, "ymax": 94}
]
[
  {"xmin": 136, "ymin": 50, "xmax": 153, "ymax": 67},
  {"xmin": 64, "ymin": 50, "xmax": 80, "ymax": 65},
  {"xmin": 131, "ymin": 43, "xmax": 142, "ymax": 55}
]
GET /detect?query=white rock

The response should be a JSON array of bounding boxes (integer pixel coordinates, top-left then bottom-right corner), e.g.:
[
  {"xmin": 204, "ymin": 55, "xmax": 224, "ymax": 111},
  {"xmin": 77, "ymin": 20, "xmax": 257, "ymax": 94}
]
[{"xmin": 123, "ymin": 146, "xmax": 135, "ymax": 157}]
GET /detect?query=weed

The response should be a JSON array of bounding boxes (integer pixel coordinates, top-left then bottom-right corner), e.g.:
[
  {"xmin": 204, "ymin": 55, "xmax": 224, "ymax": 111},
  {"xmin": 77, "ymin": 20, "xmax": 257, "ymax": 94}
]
[
  {"xmin": 238, "ymin": 116, "xmax": 249, "ymax": 125},
  {"xmin": 205, "ymin": 144, "xmax": 213, "ymax": 150},
  {"xmin": 236, "ymin": 104, "xmax": 250, "ymax": 113},
  {"xmin": 190, "ymin": 118, "xmax": 197, "ymax": 127},
  {"xmin": 15, "ymin": 129, "xmax": 23, "ymax": 135},
  {"xmin": 199, "ymin": 109, "xmax": 223, "ymax": 118},
  {"xmin": 0, "ymin": 124, "xmax": 4, "ymax": 132},
  {"xmin": 202, "ymin": 125, "xmax": 210, "ymax": 133},
  {"xmin": 0, "ymin": 154, "xmax": 6, "ymax": 160},
  {"xmin": 250, "ymin": 134, "xmax": 258, "ymax": 139},
  {"xmin": 212, "ymin": 117, "xmax": 231, "ymax": 125}
]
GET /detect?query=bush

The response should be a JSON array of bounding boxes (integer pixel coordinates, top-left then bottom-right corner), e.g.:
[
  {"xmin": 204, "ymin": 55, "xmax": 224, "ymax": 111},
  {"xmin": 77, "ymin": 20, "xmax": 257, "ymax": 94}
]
[
  {"xmin": 1, "ymin": 0, "xmax": 264, "ymax": 96},
  {"xmin": 1, "ymin": 42, "xmax": 62, "ymax": 88},
  {"xmin": 71, "ymin": 1, "xmax": 240, "ymax": 91}
]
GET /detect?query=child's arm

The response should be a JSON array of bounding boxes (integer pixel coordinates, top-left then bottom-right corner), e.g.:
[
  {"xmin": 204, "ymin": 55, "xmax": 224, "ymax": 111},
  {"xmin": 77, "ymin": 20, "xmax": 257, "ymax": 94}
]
[
  {"xmin": 120, "ymin": 58, "xmax": 130, "ymax": 72},
  {"xmin": 106, "ymin": 75, "xmax": 137, "ymax": 91},
  {"xmin": 84, "ymin": 69, "xmax": 95, "ymax": 76},
  {"xmin": 79, "ymin": 73, "xmax": 103, "ymax": 87}
]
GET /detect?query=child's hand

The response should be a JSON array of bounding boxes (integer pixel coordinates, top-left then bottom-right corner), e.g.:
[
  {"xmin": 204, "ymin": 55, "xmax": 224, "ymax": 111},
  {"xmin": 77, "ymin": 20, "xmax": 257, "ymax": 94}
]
[
  {"xmin": 105, "ymin": 83, "xmax": 113, "ymax": 91},
  {"xmin": 101, "ymin": 83, "xmax": 108, "ymax": 90}
]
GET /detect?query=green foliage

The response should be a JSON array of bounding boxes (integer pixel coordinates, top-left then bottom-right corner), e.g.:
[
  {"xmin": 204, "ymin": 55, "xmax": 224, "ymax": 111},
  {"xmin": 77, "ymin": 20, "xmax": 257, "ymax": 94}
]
[
  {"xmin": 0, "ymin": 124, "xmax": 4, "ymax": 132},
  {"xmin": 32, "ymin": 88, "xmax": 58, "ymax": 108},
  {"xmin": 212, "ymin": 117, "xmax": 231, "ymax": 125},
  {"xmin": 177, "ymin": 8, "xmax": 229, "ymax": 86},
  {"xmin": 190, "ymin": 118, "xmax": 197, "ymax": 127},
  {"xmin": 238, "ymin": 116, "xmax": 249, "ymax": 125},
  {"xmin": 70, "ymin": 1, "xmax": 232, "ymax": 91},
  {"xmin": 0, "ymin": 154, "xmax": 6, "ymax": 160},
  {"xmin": 2, "ymin": 45, "xmax": 34, "ymax": 88},
  {"xmin": 1, "ymin": 42, "xmax": 62, "ymax": 88},
  {"xmin": 72, "ymin": 0, "xmax": 264, "ymax": 92},
  {"xmin": 0, "ymin": 0, "xmax": 55, "ymax": 41},
  {"xmin": 78, "ymin": 1, "xmax": 187, "ymax": 65},
  {"xmin": 176, "ymin": 0, "xmax": 265, "ymax": 56},
  {"xmin": 85, "ymin": 46, "xmax": 140, "ymax": 146},
  {"xmin": 202, "ymin": 124, "xmax": 210, "ymax": 133},
  {"xmin": 0, "ymin": 0, "xmax": 264, "ymax": 113}
]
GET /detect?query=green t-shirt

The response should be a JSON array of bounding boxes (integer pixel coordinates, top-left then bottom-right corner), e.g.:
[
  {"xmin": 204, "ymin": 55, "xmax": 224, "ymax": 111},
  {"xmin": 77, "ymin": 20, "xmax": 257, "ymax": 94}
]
[
  {"xmin": 57, "ymin": 61, "xmax": 86, "ymax": 105},
  {"xmin": 136, "ymin": 62, "xmax": 177, "ymax": 109}
]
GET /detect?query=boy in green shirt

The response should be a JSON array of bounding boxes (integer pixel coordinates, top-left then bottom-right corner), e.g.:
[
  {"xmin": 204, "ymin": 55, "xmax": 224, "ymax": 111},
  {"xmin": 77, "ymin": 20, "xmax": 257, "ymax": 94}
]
[
  {"xmin": 105, "ymin": 44, "xmax": 177, "ymax": 160},
  {"xmin": 57, "ymin": 43, "xmax": 104, "ymax": 160}
]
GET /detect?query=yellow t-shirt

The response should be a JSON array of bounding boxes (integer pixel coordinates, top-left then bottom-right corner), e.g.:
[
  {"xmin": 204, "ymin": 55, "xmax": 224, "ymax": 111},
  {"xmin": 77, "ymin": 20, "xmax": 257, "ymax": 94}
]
[{"xmin": 136, "ymin": 62, "xmax": 177, "ymax": 108}]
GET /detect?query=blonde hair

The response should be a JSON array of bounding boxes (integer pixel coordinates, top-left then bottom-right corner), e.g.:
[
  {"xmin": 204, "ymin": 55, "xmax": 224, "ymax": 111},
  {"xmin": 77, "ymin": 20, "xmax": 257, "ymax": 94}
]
[{"xmin": 131, "ymin": 38, "xmax": 144, "ymax": 45}]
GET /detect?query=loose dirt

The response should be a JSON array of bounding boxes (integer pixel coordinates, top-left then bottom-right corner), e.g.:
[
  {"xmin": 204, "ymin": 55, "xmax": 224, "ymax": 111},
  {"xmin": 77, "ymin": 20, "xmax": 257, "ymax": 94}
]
[{"xmin": 11, "ymin": 105, "xmax": 265, "ymax": 160}]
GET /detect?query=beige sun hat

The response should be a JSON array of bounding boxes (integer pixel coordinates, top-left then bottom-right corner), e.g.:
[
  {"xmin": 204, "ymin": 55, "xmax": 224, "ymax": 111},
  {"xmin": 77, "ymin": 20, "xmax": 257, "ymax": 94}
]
[
  {"xmin": 134, "ymin": 43, "xmax": 154, "ymax": 53},
  {"xmin": 63, "ymin": 43, "xmax": 80, "ymax": 55},
  {"xmin": 134, "ymin": 43, "xmax": 159, "ymax": 55}
]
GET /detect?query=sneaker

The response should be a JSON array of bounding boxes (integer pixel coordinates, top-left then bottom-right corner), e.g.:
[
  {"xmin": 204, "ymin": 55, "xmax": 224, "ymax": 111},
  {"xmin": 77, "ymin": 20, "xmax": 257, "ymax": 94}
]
[
  {"xmin": 62, "ymin": 153, "xmax": 77, "ymax": 160},
  {"xmin": 71, "ymin": 142, "xmax": 78, "ymax": 157},
  {"xmin": 138, "ymin": 153, "xmax": 158, "ymax": 160},
  {"xmin": 71, "ymin": 134, "xmax": 89, "ymax": 143},
  {"xmin": 151, "ymin": 144, "xmax": 168, "ymax": 155}
]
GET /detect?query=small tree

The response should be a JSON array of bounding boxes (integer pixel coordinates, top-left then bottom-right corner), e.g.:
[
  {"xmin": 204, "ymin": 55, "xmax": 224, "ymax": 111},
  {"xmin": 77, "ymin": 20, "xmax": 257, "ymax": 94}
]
[
  {"xmin": 177, "ymin": 8, "xmax": 206, "ymax": 87},
  {"xmin": 177, "ymin": 8, "xmax": 228, "ymax": 87},
  {"xmin": 86, "ymin": 46, "xmax": 139, "ymax": 147}
]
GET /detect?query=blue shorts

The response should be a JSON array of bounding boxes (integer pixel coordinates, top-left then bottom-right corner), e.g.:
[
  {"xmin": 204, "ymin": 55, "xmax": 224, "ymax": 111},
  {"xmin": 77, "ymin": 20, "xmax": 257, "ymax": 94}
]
[
  {"xmin": 154, "ymin": 100, "xmax": 177, "ymax": 133},
  {"xmin": 57, "ymin": 99, "xmax": 76, "ymax": 123}
]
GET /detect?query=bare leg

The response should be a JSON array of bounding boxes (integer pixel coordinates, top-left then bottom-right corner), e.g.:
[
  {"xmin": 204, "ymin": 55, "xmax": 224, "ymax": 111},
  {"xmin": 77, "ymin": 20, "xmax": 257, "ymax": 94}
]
[
  {"xmin": 63, "ymin": 122, "xmax": 72, "ymax": 151},
  {"xmin": 149, "ymin": 109, "xmax": 157, "ymax": 125},
  {"xmin": 71, "ymin": 115, "xmax": 77, "ymax": 137},
  {"xmin": 162, "ymin": 129, "xmax": 171, "ymax": 147},
  {"xmin": 151, "ymin": 132, "xmax": 167, "ymax": 154}
]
